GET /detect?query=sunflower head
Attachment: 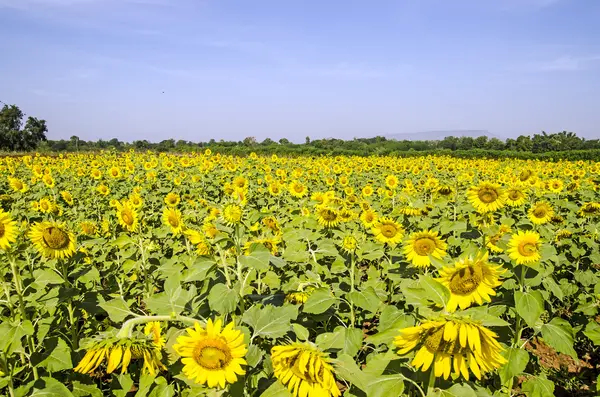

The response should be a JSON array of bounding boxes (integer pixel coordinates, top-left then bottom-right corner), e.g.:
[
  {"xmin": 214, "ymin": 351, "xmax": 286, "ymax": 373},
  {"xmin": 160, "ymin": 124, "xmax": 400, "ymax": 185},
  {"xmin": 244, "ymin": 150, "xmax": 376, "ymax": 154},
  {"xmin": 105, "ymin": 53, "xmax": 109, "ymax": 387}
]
[
  {"xmin": 507, "ymin": 230, "xmax": 542, "ymax": 266},
  {"xmin": 222, "ymin": 204, "xmax": 243, "ymax": 225},
  {"xmin": 403, "ymin": 230, "xmax": 447, "ymax": 267},
  {"xmin": 316, "ymin": 205, "xmax": 340, "ymax": 228},
  {"xmin": 162, "ymin": 207, "xmax": 184, "ymax": 235},
  {"xmin": 372, "ymin": 217, "xmax": 404, "ymax": 245},
  {"xmin": 467, "ymin": 182, "xmax": 506, "ymax": 213},
  {"xmin": 271, "ymin": 341, "xmax": 341, "ymax": 397},
  {"xmin": 528, "ymin": 202, "xmax": 554, "ymax": 225},
  {"xmin": 29, "ymin": 221, "xmax": 76, "ymax": 259},
  {"xmin": 0, "ymin": 210, "xmax": 18, "ymax": 250}
]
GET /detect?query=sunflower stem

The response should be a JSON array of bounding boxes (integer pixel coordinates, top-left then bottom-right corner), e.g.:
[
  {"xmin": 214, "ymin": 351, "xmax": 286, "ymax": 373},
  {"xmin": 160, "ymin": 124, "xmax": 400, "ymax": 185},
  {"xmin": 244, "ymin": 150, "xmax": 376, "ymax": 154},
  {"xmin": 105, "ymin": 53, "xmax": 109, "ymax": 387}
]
[
  {"xmin": 116, "ymin": 315, "xmax": 202, "ymax": 339},
  {"xmin": 349, "ymin": 253, "xmax": 356, "ymax": 327},
  {"xmin": 506, "ymin": 265, "xmax": 528, "ymax": 397},
  {"xmin": 426, "ymin": 364, "xmax": 436, "ymax": 395}
]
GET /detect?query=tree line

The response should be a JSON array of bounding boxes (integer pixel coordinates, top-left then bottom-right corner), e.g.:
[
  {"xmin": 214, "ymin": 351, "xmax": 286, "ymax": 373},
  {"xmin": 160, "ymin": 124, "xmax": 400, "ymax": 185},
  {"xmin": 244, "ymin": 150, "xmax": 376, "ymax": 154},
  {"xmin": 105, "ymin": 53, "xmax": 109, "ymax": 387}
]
[{"xmin": 1, "ymin": 103, "xmax": 599, "ymax": 160}]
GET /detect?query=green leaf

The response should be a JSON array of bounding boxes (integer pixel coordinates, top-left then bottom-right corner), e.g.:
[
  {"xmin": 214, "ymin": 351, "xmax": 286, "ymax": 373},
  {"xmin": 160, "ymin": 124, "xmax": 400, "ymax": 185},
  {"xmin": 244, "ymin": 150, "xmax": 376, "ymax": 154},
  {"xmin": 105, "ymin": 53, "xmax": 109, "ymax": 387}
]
[
  {"xmin": 419, "ymin": 275, "xmax": 450, "ymax": 307},
  {"xmin": 342, "ymin": 327, "xmax": 363, "ymax": 357},
  {"xmin": 363, "ymin": 350, "xmax": 398, "ymax": 378},
  {"xmin": 498, "ymin": 348, "xmax": 529, "ymax": 384},
  {"xmin": 315, "ymin": 328, "xmax": 344, "ymax": 351},
  {"xmin": 334, "ymin": 353, "xmax": 368, "ymax": 391},
  {"xmin": 584, "ymin": 321, "xmax": 600, "ymax": 345},
  {"xmin": 522, "ymin": 375, "xmax": 555, "ymax": 397},
  {"xmin": 460, "ymin": 307, "xmax": 510, "ymax": 327},
  {"xmin": 259, "ymin": 381, "xmax": 289, "ymax": 397},
  {"xmin": 446, "ymin": 384, "xmax": 477, "ymax": 397},
  {"xmin": 303, "ymin": 287, "xmax": 337, "ymax": 314},
  {"xmin": 36, "ymin": 337, "xmax": 73, "ymax": 372},
  {"xmin": 348, "ymin": 287, "xmax": 383, "ymax": 314},
  {"xmin": 542, "ymin": 278, "xmax": 564, "ymax": 301},
  {"xmin": 514, "ymin": 290, "xmax": 544, "ymax": 328},
  {"xmin": 146, "ymin": 277, "xmax": 195, "ymax": 316},
  {"xmin": 242, "ymin": 304, "xmax": 298, "ymax": 340},
  {"xmin": 291, "ymin": 323, "xmax": 310, "ymax": 341},
  {"xmin": 32, "ymin": 269, "xmax": 64, "ymax": 289},
  {"xmin": 239, "ymin": 245, "xmax": 271, "ymax": 272},
  {"xmin": 71, "ymin": 381, "xmax": 103, "ymax": 397},
  {"xmin": 30, "ymin": 377, "xmax": 74, "ymax": 397},
  {"xmin": 541, "ymin": 318, "xmax": 578, "ymax": 359},
  {"xmin": 208, "ymin": 284, "xmax": 239, "ymax": 315},
  {"xmin": 0, "ymin": 320, "xmax": 34, "ymax": 355},
  {"xmin": 99, "ymin": 297, "xmax": 133, "ymax": 322},
  {"xmin": 366, "ymin": 374, "xmax": 405, "ymax": 397},
  {"xmin": 182, "ymin": 258, "xmax": 215, "ymax": 282},
  {"xmin": 246, "ymin": 345, "xmax": 263, "ymax": 368}
]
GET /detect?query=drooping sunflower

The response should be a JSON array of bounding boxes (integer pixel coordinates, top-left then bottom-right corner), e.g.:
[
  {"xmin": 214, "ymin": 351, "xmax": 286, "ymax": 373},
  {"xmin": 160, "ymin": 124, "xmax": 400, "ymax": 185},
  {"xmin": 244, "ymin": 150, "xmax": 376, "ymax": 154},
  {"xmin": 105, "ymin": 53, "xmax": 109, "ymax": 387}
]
[
  {"xmin": 507, "ymin": 230, "xmax": 541, "ymax": 265},
  {"xmin": 61, "ymin": 190, "xmax": 74, "ymax": 206},
  {"xmin": 467, "ymin": 182, "xmax": 506, "ymax": 213},
  {"xmin": 173, "ymin": 319, "xmax": 247, "ymax": 388},
  {"xmin": 527, "ymin": 202, "xmax": 554, "ymax": 225},
  {"xmin": 144, "ymin": 322, "xmax": 166, "ymax": 349},
  {"xmin": 504, "ymin": 187, "xmax": 527, "ymax": 207},
  {"xmin": 403, "ymin": 230, "xmax": 447, "ymax": 267},
  {"xmin": 162, "ymin": 207, "xmax": 184, "ymax": 235},
  {"xmin": 186, "ymin": 230, "xmax": 213, "ymax": 256},
  {"xmin": 116, "ymin": 201, "xmax": 139, "ymax": 232},
  {"xmin": 80, "ymin": 221, "xmax": 98, "ymax": 236},
  {"xmin": 222, "ymin": 204, "xmax": 243, "ymax": 226},
  {"xmin": 0, "ymin": 209, "xmax": 18, "ymax": 250},
  {"xmin": 271, "ymin": 342, "xmax": 341, "ymax": 397},
  {"xmin": 8, "ymin": 177, "xmax": 28, "ymax": 193},
  {"xmin": 29, "ymin": 221, "xmax": 76, "ymax": 259},
  {"xmin": 372, "ymin": 217, "xmax": 404, "ymax": 245},
  {"xmin": 437, "ymin": 251, "xmax": 505, "ymax": 312},
  {"xmin": 578, "ymin": 202, "xmax": 600, "ymax": 218},
  {"xmin": 244, "ymin": 237, "xmax": 280, "ymax": 255},
  {"xmin": 316, "ymin": 205, "xmax": 341, "ymax": 228},
  {"xmin": 394, "ymin": 318, "xmax": 506, "ymax": 380}
]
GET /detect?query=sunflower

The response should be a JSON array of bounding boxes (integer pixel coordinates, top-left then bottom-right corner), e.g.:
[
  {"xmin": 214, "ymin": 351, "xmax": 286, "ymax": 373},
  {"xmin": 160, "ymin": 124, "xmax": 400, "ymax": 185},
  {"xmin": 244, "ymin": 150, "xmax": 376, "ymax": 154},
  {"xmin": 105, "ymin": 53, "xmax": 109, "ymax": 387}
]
[
  {"xmin": 186, "ymin": 230, "xmax": 213, "ymax": 256},
  {"xmin": 436, "ymin": 185, "xmax": 454, "ymax": 197},
  {"xmin": 271, "ymin": 342, "xmax": 341, "ymax": 397},
  {"xmin": 164, "ymin": 192, "xmax": 181, "ymax": 207},
  {"xmin": 507, "ymin": 230, "xmax": 541, "ymax": 265},
  {"xmin": 528, "ymin": 202, "xmax": 554, "ymax": 225},
  {"xmin": 547, "ymin": 179, "xmax": 563, "ymax": 193},
  {"xmin": 372, "ymin": 217, "xmax": 404, "ymax": 245},
  {"xmin": 316, "ymin": 205, "xmax": 341, "ymax": 228},
  {"xmin": 80, "ymin": 221, "xmax": 98, "ymax": 236},
  {"xmin": 341, "ymin": 235, "xmax": 358, "ymax": 253},
  {"xmin": 437, "ymin": 251, "xmax": 505, "ymax": 312},
  {"xmin": 289, "ymin": 181, "xmax": 307, "ymax": 198},
  {"xmin": 116, "ymin": 201, "xmax": 139, "ymax": 232},
  {"xmin": 96, "ymin": 184, "xmax": 110, "ymax": 196},
  {"xmin": 222, "ymin": 204, "xmax": 243, "ymax": 225},
  {"xmin": 162, "ymin": 207, "xmax": 184, "ymax": 235},
  {"xmin": 578, "ymin": 202, "xmax": 600, "ymax": 217},
  {"xmin": 129, "ymin": 194, "xmax": 143, "ymax": 209},
  {"xmin": 394, "ymin": 318, "xmax": 506, "ymax": 380},
  {"xmin": 29, "ymin": 221, "xmax": 76, "ymax": 259},
  {"xmin": 403, "ymin": 230, "xmax": 447, "ymax": 267},
  {"xmin": 38, "ymin": 198, "xmax": 55, "ymax": 213},
  {"xmin": 504, "ymin": 187, "xmax": 527, "ymax": 207},
  {"xmin": 173, "ymin": 319, "xmax": 247, "ymax": 388},
  {"xmin": 385, "ymin": 174, "xmax": 399, "ymax": 189},
  {"xmin": 61, "ymin": 191, "xmax": 74, "ymax": 206},
  {"xmin": 144, "ymin": 322, "xmax": 166, "ymax": 349},
  {"xmin": 362, "ymin": 185, "xmax": 374, "ymax": 197},
  {"xmin": 8, "ymin": 177, "xmax": 28, "ymax": 193},
  {"xmin": 0, "ymin": 210, "xmax": 17, "ymax": 250},
  {"xmin": 467, "ymin": 182, "xmax": 506, "ymax": 213}
]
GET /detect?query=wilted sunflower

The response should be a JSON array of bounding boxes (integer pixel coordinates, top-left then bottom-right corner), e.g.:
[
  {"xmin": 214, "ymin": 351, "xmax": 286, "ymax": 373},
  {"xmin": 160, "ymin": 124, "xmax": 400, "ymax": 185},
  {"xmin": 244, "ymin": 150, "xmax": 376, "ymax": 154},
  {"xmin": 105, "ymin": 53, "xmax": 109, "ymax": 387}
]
[
  {"xmin": 528, "ymin": 202, "xmax": 554, "ymax": 225},
  {"xmin": 403, "ymin": 230, "xmax": 447, "ymax": 268},
  {"xmin": 173, "ymin": 319, "xmax": 247, "ymax": 388},
  {"xmin": 144, "ymin": 322, "xmax": 166, "ymax": 349},
  {"xmin": 394, "ymin": 318, "xmax": 506, "ymax": 380},
  {"xmin": 271, "ymin": 342, "xmax": 341, "ymax": 397},
  {"xmin": 29, "ymin": 221, "xmax": 76, "ymax": 259},
  {"xmin": 467, "ymin": 182, "xmax": 506, "ymax": 213},
  {"xmin": 60, "ymin": 190, "xmax": 74, "ymax": 206},
  {"xmin": 80, "ymin": 221, "xmax": 98, "ymax": 237},
  {"xmin": 372, "ymin": 217, "xmax": 404, "ymax": 245},
  {"xmin": 507, "ymin": 230, "xmax": 541, "ymax": 265},
  {"xmin": 316, "ymin": 205, "xmax": 341, "ymax": 228},
  {"xmin": 162, "ymin": 207, "xmax": 184, "ymax": 235},
  {"xmin": 244, "ymin": 237, "xmax": 280, "ymax": 255},
  {"xmin": 0, "ymin": 209, "xmax": 17, "ymax": 250},
  {"xmin": 222, "ymin": 204, "xmax": 243, "ymax": 225},
  {"xmin": 116, "ymin": 201, "xmax": 139, "ymax": 233},
  {"xmin": 578, "ymin": 202, "xmax": 600, "ymax": 217},
  {"xmin": 555, "ymin": 229, "xmax": 572, "ymax": 242},
  {"xmin": 504, "ymin": 187, "xmax": 527, "ymax": 207},
  {"xmin": 436, "ymin": 185, "xmax": 454, "ymax": 197},
  {"xmin": 437, "ymin": 251, "xmax": 505, "ymax": 312}
]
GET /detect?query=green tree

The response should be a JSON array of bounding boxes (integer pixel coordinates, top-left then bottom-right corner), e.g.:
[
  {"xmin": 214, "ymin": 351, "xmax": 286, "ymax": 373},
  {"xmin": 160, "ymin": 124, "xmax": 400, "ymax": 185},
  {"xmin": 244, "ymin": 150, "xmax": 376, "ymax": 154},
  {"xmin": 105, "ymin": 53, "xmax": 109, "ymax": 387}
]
[{"xmin": 0, "ymin": 105, "xmax": 47, "ymax": 151}]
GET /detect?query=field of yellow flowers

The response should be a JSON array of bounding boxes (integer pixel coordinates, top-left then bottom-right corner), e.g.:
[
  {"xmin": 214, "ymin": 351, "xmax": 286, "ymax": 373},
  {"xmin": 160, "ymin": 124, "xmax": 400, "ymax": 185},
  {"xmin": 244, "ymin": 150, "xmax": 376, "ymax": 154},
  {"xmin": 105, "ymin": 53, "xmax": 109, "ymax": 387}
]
[{"xmin": 1, "ymin": 151, "xmax": 600, "ymax": 397}]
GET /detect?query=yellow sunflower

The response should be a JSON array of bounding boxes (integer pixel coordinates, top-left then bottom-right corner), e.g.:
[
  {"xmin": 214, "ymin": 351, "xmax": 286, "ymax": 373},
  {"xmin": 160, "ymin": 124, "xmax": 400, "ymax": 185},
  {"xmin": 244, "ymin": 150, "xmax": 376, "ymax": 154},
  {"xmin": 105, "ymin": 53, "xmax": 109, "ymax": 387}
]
[
  {"xmin": 61, "ymin": 191, "xmax": 74, "ymax": 206},
  {"xmin": 173, "ymin": 319, "xmax": 247, "ymax": 388},
  {"xmin": 403, "ymin": 230, "xmax": 447, "ymax": 268},
  {"xmin": 578, "ymin": 202, "xmax": 600, "ymax": 218},
  {"xmin": 507, "ymin": 230, "xmax": 541, "ymax": 265},
  {"xmin": 29, "ymin": 221, "xmax": 76, "ymax": 259},
  {"xmin": 467, "ymin": 182, "xmax": 506, "ymax": 213},
  {"xmin": 437, "ymin": 251, "xmax": 505, "ymax": 312},
  {"xmin": 80, "ymin": 221, "xmax": 98, "ymax": 236},
  {"xmin": 385, "ymin": 174, "xmax": 399, "ymax": 189},
  {"xmin": 144, "ymin": 322, "xmax": 166, "ymax": 349},
  {"xmin": 0, "ymin": 209, "xmax": 18, "ymax": 250},
  {"xmin": 316, "ymin": 205, "xmax": 341, "ymax": 228},
  {"xmin": 8, "ymin": 177, "xmax": 28, "ymax": 193},
  {"xmin": 162, "ymin": 207, "xmax": 184, "ymax": 235},
  {"xmin": 222, "ymin": 204, "xmax": 243, "ymax": 225},
  {"xmin": 394, "ymin": 318, "xmax": 506, "ymax": 380},
  {"xmin": 289, "ymin": 181, "xmax": 307, "ymax": 198},
  {"xmin": 116, "ymin": 201, "xmax": 139, "ymax": 232},
  {"xmin": 186, "ymin": 230, "xmax": 213, "ymax": 255},
  {"xmin": 271, "ymin": 342, "xmax": 341, "ymax": 397},
  {"xmin": 341, "ymin": 235, "xmax": 358, "ymax": 253},
  {"xmin": 372, "ymin": 217, "xmax": 404, "ymax": 245},
  {"xmin": 528, "ymin": 202, "xmax": 554, "ymax": 225},
  {"xmin": 504, "ymin": 187, "xmax": 527, "ymax": 207},
  {"xmin": 164, "ymin": 192, "xmax": 181, "ymax": 207}
]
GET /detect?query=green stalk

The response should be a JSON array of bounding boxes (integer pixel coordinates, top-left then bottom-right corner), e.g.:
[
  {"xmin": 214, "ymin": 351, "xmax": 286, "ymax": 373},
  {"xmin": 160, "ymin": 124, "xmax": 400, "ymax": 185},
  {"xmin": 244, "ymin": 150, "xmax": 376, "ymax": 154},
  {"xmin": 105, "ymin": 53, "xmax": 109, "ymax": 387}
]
[
  {"xmin": 506, "ymin": 265, "xmax": 528, "ymax": 397},
  {"xmin": 426, "ymin": 365, "xmax": 436, "ymax": 395},
  {"xmin": 115, "ymin": 314, "xmax": 201, "ymax": 339},
  {"xmin": 349, "ymin": 253, "xmax": 356, "ymax": 327}
]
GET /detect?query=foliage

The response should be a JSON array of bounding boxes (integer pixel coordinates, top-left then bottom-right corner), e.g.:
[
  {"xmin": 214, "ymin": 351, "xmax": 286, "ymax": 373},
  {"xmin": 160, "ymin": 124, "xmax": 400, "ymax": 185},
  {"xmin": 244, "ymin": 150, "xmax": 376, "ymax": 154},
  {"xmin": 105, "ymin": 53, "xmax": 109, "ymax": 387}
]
[
  {"xmin": 0, "ymin": 151, "xmax": 599, "ymax": 396},
  {"xmin": 0, "ymin": 105, "xmax": 47, "ymax": 151}
]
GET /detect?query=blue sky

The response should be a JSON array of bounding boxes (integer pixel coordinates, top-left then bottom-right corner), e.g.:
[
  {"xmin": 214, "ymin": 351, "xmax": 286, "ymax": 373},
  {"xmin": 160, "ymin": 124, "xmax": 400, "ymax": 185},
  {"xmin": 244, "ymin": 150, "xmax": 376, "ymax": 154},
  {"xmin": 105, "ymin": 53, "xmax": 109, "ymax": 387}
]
[{"xmin": 1, "ymin": 0, "xmax": 599, "ymax": 142}]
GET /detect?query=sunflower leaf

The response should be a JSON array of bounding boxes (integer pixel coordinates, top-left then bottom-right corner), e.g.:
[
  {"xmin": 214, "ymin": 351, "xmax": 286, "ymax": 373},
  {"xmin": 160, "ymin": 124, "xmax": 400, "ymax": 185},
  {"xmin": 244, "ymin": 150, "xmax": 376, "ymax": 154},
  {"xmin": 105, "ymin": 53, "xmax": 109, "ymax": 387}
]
[
  {"xmin": 499, "ymin": 347, "xmax": 529, "ymax": 384},
  {"xmin": 418, "ymin": 275, "xmax": 450, "ymax": 308},
  {"xmin": 514, "ymin": 290, "xmax": 544, "ymax": 328},
  {"xmin": 242, "ymin": 304, "xmax": 298, "ymax": 340},
  {"xmin": 540, "ymin": 318, "xmax": 578, "ymax": 359},
  {"xmin": 302, "ymin": 287, "xmax": 338, "ymax": 314},
  {"xmin": 522, "ymin": 375, "xmax": 555, "ymax": 397},
  {"xmin": 366, "ymin": 374, "xmax": 405, "ymax": 397}
]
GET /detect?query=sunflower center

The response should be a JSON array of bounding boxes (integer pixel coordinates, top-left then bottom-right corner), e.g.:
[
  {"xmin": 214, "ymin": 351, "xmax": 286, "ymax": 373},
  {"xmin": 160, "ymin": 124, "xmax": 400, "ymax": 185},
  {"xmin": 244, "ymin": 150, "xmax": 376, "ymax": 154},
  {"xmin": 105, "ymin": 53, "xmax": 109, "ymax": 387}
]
[
  {"xmin": 321, "ymin": 209, "xmax": 337, "ymax": 221},
  {"xmin": 449, "ymin": 265, "xmax": 483, "ymax": 295},
  {"xmin": 414, "ymin": 237, "xmax": 436, "ymax": 255},
  {"xmin": 42, "ymin": 227, "xmax": 70, "ymax": 249},
  {"xmin": 380, "ymin": 224, "xmax": 398, "ymax": 238},
  {"xmin": 121, "ymin": 211, "xmax": 134, "ymax": 225},
  {"xmin": 508, "ymin": 191, "xmax": 521, "ymax": 200},
  {"xmin": 424, "ymin": 328, "xmax": 445, "ymax": 352},
  {"xmin": 193, "ymin": 341, "xmax": 232, "ymax": 370},
  {"xmin": 532, "ymin": 208, "xmax": 547, "ymax": 218},
  {"xmin": 518, "ymin": 241, "xmax": 537, "ymax": 257},
  {"xmin": 478, "ymin": 188, "xmax": 499, "ymax": 203},
  {"xmin": 294, "ymin": 185, "xmax": 304, "ymax": 193},
  {"xmin": 168, "ymin": 213, "xmax": 180, "ymax": 227},
  {"xmin": 0, "ymin": 222, "xmax": 5, "ymax": 237}
]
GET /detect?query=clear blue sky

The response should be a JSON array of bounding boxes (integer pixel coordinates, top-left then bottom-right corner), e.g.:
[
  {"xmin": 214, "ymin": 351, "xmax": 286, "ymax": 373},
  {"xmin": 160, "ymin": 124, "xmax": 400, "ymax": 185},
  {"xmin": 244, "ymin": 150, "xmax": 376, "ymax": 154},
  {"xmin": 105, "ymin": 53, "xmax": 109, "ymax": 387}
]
[{"xmin": 1, "ymin": 0, "xmax": 599, "ymax": 142}]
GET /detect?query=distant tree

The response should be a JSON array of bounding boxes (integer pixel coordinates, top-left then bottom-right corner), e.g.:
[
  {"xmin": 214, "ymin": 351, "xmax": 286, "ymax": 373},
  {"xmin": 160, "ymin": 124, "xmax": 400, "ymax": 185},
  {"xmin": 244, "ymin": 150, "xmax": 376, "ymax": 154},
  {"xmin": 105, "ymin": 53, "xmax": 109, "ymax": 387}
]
[
  {"xmin": 279, "ymin": 138, "xmax": 290, "ymax": 145},
  {"xmin": 473, "ymin": 136, "xmax": 488, "ymax": 149},
  {"xmin": 305, "ymin": 136, "xmax": 311, "ymax": 144},
  {"xmin": 486, "ymin": 138, "xmax": 505, "ymax": 150},
  {"xmin": 243, "ymin": 136, "xmax": 257, "ymax": 146},
  {"xmin": 261, "ymin": 138, "xmax": 276, "ymax": 145},
  {"xmin": 439, "ymin": 136, "xmax": 459, "ymax": 150},
  {"xmin": 0, "ymin": 105, "xmax": 47, "ymax": 151},
  {"xmin": 70, "ymin": 135, "xmax": 80, "ymax": 151}
]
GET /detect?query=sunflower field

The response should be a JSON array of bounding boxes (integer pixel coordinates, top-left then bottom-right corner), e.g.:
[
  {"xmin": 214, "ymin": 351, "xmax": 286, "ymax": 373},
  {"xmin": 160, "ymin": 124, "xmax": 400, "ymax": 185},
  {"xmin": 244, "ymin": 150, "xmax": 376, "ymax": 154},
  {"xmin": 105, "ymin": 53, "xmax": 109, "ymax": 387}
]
[{"xmin": 1, "ymin": 151, "xmax": 600, "ymax": 397}]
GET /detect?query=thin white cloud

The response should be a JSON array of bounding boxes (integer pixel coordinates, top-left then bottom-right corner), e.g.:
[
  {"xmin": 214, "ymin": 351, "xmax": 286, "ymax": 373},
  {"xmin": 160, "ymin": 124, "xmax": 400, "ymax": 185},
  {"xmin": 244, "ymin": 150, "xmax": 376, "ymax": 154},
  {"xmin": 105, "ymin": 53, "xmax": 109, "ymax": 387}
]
[{"xmin": 530, "ymin": 55, "xmax": 600, "ymax": 72}]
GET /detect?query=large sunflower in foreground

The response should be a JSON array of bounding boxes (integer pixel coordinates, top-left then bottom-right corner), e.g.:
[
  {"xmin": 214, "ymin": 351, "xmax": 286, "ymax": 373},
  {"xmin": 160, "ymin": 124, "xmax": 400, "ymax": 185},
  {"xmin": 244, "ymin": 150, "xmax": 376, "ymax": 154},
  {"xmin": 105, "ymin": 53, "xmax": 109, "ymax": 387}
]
[
  {"xmin": 0, "ymin": 210, "xmax": 17, "ymax": 250},
  {"xmin": 372, "ymin": 217, "xmax": 404, "ymax": 245},
  {"xmin": 271, "ymin": 342, "xmax": 341, "ymax": 397},
  {"xmin": 394, "ymin": 318, "xmax": 506, "ymax": 380},
  {"xmin": 467, "ymin": 182, "xmax": 506, "ymax": 213},
  {"xmin": 437, "ymin": 251, "xmax": 505, "ymax": 312},
  {"xmin": 173, "ymin": 319, "xmax": 247, "ymax": 388},
  {"xmin": 528, "ymin": 202, "xmax": 554, "ymax": 225},
  {"xmin": 29, "ymin": 221, "xmax": 76, "ymax": 259},
  {"xmin": 507, "ymin": 230, "xmax": 541, "ymax": 265},
  {"xmin": 403, "ymin": 230, "xmax": 447, "ymax": 268}
]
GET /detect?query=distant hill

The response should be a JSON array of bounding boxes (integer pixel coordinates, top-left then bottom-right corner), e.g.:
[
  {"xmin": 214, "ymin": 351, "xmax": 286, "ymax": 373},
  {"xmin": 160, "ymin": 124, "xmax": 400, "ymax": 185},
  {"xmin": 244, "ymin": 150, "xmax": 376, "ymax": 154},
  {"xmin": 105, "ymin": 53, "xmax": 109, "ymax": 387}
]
[{"xmin": 383, "ymin": 130, "xmax": 507, "ymax": 141}]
